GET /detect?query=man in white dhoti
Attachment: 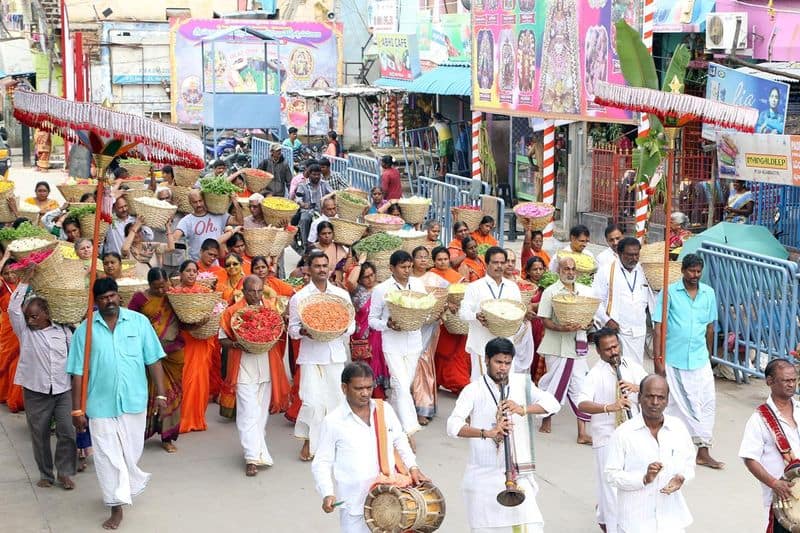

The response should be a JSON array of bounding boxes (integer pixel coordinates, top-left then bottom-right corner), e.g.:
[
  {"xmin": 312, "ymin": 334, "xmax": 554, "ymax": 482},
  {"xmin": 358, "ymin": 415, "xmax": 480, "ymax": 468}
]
[
  {"xmin": 739, "ymin": 359, "xmax": 800, "ymax": 533},
  {"xmin": 593, "ymin": 237, "xmax": 653, "ymax": 366},
  {"xmin": 577, "ymin": 327, "xmax": 648, "ymax": 533},
  {"xmin": 653, "ymin": 253, "xmax": 724, "ymax": 469},
  {"xmin": 313, "ymin": 362, "xmax": 428, "ymax": 533},
  {"xmin": 369, "ymin": 250, "xmax": 427, "ymax": 443},
  {"xmin": 68, "ymin": 278, "xmax": 167, "ymax": 530},
  {"xmin": 595, "ymin": 223, "xmax": 624, "ymax": 273},
  {"xmin": 459, "ymin": 246, "xmax": 533, "ymax": 381},
  {"xmin": 290, "ymin": 250, "xmax": 355, "ymax": 461},
  {"xmin": 219, "ymin": 275, "xmax": 278, "ymax": 476},
  {"xmin": 537, "ymin": 257, "xmax": 596, "ymax": 442},
  {"xmin": 605, "ymin": 374, "xmax": 696, "ymax": 533},
  {"xmin": 447, "ymin": 337, "xmax": 559, "ymax": 532}
]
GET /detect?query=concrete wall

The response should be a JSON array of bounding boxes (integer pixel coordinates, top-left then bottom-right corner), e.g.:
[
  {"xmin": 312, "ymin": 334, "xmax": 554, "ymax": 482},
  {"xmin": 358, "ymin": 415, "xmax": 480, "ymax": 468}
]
[{"xmin": 65, "ymin": 0, "xmax": 238, "ymax": 22}]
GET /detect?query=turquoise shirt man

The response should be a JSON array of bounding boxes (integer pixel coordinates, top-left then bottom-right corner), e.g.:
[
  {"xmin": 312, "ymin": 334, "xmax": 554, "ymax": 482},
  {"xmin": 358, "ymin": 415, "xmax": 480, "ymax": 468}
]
[{"xmin": 67, "ymin": 307, "xmax": 165, "ymax": 419}]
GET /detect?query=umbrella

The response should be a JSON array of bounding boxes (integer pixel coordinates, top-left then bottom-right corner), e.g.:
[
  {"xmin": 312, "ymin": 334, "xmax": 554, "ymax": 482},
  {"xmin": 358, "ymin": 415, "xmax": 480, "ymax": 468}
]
[
  {"xmin": 678, "ymin": 222, "xmax": 789, "ymax": 261},
  {"xmin": 10, "ymin": 85, "xmax": 204, "ymax": 413}
]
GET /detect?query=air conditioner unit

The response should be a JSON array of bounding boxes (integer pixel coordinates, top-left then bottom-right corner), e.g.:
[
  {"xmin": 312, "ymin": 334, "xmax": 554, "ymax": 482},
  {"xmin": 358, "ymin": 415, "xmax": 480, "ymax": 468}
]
[{"xmin": 705, "ymin": 12, "xmax": 748, "ymax": 50}]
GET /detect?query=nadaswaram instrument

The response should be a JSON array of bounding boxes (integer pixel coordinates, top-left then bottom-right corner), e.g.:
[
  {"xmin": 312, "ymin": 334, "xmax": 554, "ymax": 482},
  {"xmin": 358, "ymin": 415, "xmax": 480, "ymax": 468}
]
[
  {"xmin": 496, "ymin": 381, "xmax": 526, "ymax": 507},
  {"xmin": 612, "ymin": 358, "xmax": 633, "ymax": 424},
  {"xmin": 363, "ymin": 482, "xmax": 446, "ymax": 532},
  {"xmin": 773, "ymin": 462, "xmax": 800, "ymax": 532}
]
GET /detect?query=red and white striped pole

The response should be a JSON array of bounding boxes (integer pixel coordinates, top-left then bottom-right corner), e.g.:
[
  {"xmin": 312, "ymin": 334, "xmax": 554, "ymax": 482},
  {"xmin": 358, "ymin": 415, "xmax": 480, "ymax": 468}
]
[
  {"xmin": 542, "ymin": 120, "xmax": 556, "ymax": 238},
  {"xmin": 471, "ymin": 111, "xmax": 481, "ymax": 180},
  {"xmin": 636, "ymin": 0, "xmax": 655, "ymax": 240}
]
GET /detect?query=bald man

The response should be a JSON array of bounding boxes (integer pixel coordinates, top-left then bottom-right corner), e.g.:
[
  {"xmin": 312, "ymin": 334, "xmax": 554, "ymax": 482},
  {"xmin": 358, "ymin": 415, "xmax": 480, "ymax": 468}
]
[{"xmin": 173, "ymin": 189, "xmax": 242, "ymax": 260}]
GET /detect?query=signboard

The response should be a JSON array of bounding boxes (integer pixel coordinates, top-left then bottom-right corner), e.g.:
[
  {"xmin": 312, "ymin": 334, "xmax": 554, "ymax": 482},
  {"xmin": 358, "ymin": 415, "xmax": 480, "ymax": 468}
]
[
  {"xmin": 653, "ymin": 0, "xmax": 715, "ymax": 31},
  {"xmin": 471, "ymin": 0, "xmax": 634, "ymax": 122},
  {"xmin": 170, "ymin": 19, "xmax": 340, "ymax": 128},
  {"xmin": 717, "ymin": 132, "xmax": 800, "ymax": 187},
  {"xmin": 425, "ymin": 13, "xmax": 471, "ymax": 65},
  {"xmin": 376, "ymin": 33, "xmax": 421, "ymax": 80},
  {"xmin": 702, "ymin": 63, "xmax": 790, "ymax": 141},
  {"xmin": 369, "ymin": 0, "xmax": 399, "ymax": 33}
]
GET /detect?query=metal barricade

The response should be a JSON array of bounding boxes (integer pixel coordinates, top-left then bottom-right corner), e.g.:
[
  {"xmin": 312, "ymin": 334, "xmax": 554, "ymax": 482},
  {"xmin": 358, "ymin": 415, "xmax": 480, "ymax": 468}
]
[
  {"xmin": 348, "ymin": 153, "xmax": 381, "ymax": 176},
  {"xmin": 250, "ymin": 137, "xmax": 294, "ymax": 172},
  {"xmin": 698, "ymin": 242, "xmax": 798, "ymax": 381},
  {"xmin": 417, "ymin": 176, "xmax": 460, "ymax": 246},
  {"xmin": 347, "ymin": 168, "xmax": 379, "ymax": 193},
  {"xmin": 325, "ymin": 155, "xmax": 349, "ymax": 178},
  {"xmin": 749, "ymin": 182, "xmax": 800, "ymax": 249},
  {"xmin": 402, "ymin": 126, "xmax": 439, "ymax": 183},
  {"xmin": 480, "ymin": 194, "xmax": 506, "ymax": 247},
  {"xmin": 444, "ymin": 173, "xmax": 491, "ymax": 201}
]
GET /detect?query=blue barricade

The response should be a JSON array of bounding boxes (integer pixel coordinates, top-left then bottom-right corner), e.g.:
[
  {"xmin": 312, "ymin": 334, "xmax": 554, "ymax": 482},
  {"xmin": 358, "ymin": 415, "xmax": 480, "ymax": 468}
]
[
  {"xmin": 418, "ymin": 176, "xmax": 460, "ymax": 246},
  {"xmin": 749, "ymin": 182, "xmax": 800, "ymax": 249},
  {"xmin": 698, "ymin": 241, "xmax": 798, "ymax": 381},
  {"xmin": 348, "ymin": 153, "xmax": 380, "ymax": 176},
  {"xmin": 347, "ymin": 168, "xmax": 379, "ymax": 193},
  {"xmin": 251, "ymin": 137, "xmax": 294, "ymax": 173},
  {"xmin": 443, "ymin": 173, "xmax": 505, "ymax": 246},
  {"xmin": 326, "ymin": 155, "xmax": 349, "ymax": 178}
]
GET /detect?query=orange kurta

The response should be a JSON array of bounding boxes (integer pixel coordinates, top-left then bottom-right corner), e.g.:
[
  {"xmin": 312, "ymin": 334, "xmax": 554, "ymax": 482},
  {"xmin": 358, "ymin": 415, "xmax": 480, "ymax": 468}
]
[
  {"xmin": 0, "ymin": 282, "xmax": 22, "ymax": 411},
  {"xmin": 179, "ymin": 331, "xmax": 216, "ymax": 433},
  {"xmin": 430, "ymin": 269, "xmax": 470, "ymax": 394},
  {"xmin": 471, "ymin": 231, "xmax": 498, "ymax": 247}
]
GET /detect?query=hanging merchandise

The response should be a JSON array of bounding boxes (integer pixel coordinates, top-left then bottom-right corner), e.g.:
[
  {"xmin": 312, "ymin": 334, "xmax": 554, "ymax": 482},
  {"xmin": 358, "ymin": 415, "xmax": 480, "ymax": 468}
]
[
  {"xmin": 397, "ymin": 93, "xmax": 405, "ymax": 140},
  {"xmin": 372, "ymin": 103, "xmax": 380, "ymax": 146}
]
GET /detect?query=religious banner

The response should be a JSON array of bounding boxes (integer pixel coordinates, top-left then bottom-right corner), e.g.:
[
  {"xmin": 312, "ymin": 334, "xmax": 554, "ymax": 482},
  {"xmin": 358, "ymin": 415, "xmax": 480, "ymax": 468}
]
[
  {"xmin": 471, "ymin": 0, "xmax": 635, "ymax": 122},
  {"xmin": 702, "ymin": 63, "xmax": 790, "ymax": 141},
  {"xmin": 376, "ymin": 33, "xmax": 421, "ymax": 80},
  {"xmin": 717, "ymin": 132, "xmax": 800, "ymax": 187},
  {"xmin": 170, "ymin": 18, "xmax": 340, "ymax": 128}
]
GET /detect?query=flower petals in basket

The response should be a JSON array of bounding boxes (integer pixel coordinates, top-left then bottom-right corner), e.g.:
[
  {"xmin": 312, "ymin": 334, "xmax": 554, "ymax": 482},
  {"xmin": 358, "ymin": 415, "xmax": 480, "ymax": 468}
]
[
  {"xmin": 364, "ymin": 213, "xmax": 404, "ymax": 233},
  {"xmin": 513, "ymin": 202, "xmax": 555, "ymax": 231},
  {"xmin": 336, "ymin": 191, "xmax": 369, "ymax": 221},
  {"xmin": 452, "ymin": 205, "xmax": 484, "ymax": 231},
  {"xmin": 480, "ymin": 299, "xmax": 527, "ymax": 337},
  {"xmin": 241, "ymin": 168, "xmax": 273, "ymax": 193},
  {"xmin": 7, "ymin": 236, "xmax": 58, "ymax": 260},
  {"xmin": 167, "ymin": 286, "xmax": 221, "ymax": 324},
  {"xmin": 261, "ymin": 197, "xmax": 299, "ymax": 226},
  {"xmin": 131, "ymin": 197, "xmax": 176, "ymax": 228},
  {"xmin": 397, "ymin": 197, "xmax": 431, "ymax": 225},
  {"xmin": 424, "ymin": 286, "xmax": 448, "ymax": 325},
  {"xmin": 551, "ymin": 294, "xmax": 601, "ymax": 327},
  {"xmin": 299, "ymin": 293, "xmax": 355, "ymax": 342},
  {"xmin": 231, "ymin": 305, "xmax": 285, "ymax": 353},
  {"xmin": 116, "ymin": 278, "xmax": 149, "ymax": 306},
  {"xmin": 385, "ymin": 290, "xmax": 437, "ymax": 331}
]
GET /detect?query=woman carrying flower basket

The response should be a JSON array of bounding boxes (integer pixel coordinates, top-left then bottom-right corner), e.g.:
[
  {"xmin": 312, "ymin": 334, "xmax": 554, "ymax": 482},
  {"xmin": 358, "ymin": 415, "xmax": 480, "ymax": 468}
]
[
  {"xmin": 0, "ymin": 250, "xmax": 23, "ymax": 411},
  {"xmin": 470, "ymin": 215, "xmax": 498, "ymax": 247},
  {"xmin": 128, "ymin": 268, "xmax": 184, "ymax": 453},
  {"xmin": 457, "ymin": 236, "xmax": 486, "ymax": 283}
]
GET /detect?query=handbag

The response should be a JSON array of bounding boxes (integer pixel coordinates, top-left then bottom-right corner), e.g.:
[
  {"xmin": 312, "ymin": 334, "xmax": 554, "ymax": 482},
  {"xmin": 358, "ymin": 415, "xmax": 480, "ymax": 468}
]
[{"xmin": 350, "ymin": 338, "xmax": 372, "ymax": 361}]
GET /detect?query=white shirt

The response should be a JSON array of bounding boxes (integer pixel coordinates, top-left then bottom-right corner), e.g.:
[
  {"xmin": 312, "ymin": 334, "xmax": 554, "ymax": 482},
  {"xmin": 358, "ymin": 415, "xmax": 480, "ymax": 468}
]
[
  {"xmin": 596, "ymin": 247, "xmax": 617, "ymax": 273},
  {"xmin": 459, "ymin": 275, "xmax": 523, "ymax": 357},
  {"xmin": 312, "ymin": 400, "xmax": 417, "ymax": 516},
  {"xmin": 537, "ymin": 280, "xmax": 596, "ymax": 358},
  {"xmin": 175, "ymin": 212, "xmax": 229, "ymax": 260},
  {"xmin": 549, "ymin": 244, "xmax": 595, "ymax": 272},
  {"xmin": 288, "ymin": 282, "xmax": 355, "ymax": 365},
  {"xmin": 308, "ymin": 214, "xmax": 334, "ymax": 243},
  {"xmin": 104, "ymin": 214, "xmax": 153, "ymax": 255},
  {"xmin": 605, "ymin": 414, "xmax": 696, "ymax": 533},
  {"xmin": 593, "ymin": 260, "xmax": 654, "ymax": 337},
  {"xmin": 369, "ymin": 276, "xmax": 426, "ymax": 355},
  {"xmin": 576, "ymin": 358, "xmax": 648, "ymax": 448},
  {"xmin": 739, "ymin": 395, "xmax": 800, "ymax": 508},
  {"xmin": 218, "ymin": 328, "xmax": 271, "ymax": 384},
  {"xmin": 446, "ymin": 374, "xmax": 560, "ymax": 528}
]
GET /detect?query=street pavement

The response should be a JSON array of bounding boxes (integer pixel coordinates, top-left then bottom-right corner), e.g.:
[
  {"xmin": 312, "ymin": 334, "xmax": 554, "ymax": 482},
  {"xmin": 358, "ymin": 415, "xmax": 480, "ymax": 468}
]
[{"xmin": 1, "ymin": 160, "xmax": 769, "ymax": 532}]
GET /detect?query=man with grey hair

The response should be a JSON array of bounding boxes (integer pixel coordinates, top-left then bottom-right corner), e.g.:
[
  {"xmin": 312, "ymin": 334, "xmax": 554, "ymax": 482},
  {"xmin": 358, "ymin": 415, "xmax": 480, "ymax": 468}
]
[
  {"xmin": 244, "ymin": 193, "xmax": 267, "ymax": 228},
  {"xmin": 308, "ymin": 194, "xmax": 338, "ymax": 244}
]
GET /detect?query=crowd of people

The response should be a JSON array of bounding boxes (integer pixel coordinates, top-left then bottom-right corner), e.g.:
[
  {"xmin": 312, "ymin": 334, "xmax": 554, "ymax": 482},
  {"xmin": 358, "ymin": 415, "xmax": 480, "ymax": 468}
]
[{"xmin": 0, "ymin": 158, "xmax": 794, "ymax": 533}]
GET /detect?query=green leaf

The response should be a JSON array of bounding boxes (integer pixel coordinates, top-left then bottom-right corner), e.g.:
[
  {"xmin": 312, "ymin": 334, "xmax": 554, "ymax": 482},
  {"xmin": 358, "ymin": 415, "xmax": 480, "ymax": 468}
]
[
  {"xmin": 614, "ymin": 20, "xmax": 659, "ymax": 90},
  {"xmin": 661, "ymin": 44, "xmax": 690, "ymax": 93},
  {"xmin": 102, "ymin": 139, "xmax": 123, "ymax": 156}
]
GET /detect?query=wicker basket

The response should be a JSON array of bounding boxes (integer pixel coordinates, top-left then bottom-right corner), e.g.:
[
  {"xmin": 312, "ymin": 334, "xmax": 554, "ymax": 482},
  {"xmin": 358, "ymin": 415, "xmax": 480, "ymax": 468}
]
[
  {"xmin": 167, "ymin": 291, "xmax": 221, "ymax": 324},
  {"xmin": 513, "ymin": 202, "xmax": 555, "ymax": 231},
  {"xmin": 481, "ymin": 299, "xmax": 528, "ymax": 337},
  {"xmin": 452, "ymin": 207, "xmax": 484, "ymax": 231},
  {"xmin": 169, "ymin": 277, "xmax": 217, "ymax": 291},
  {"xmin": 332, "ymin": 218, "xmax": 367, "ymax": 246},
  {"xmin": 336, "ymin": 193, "xmax": 369, "ymax": 221},
  {"xmin": 447, "ymin": 289, "xmax": 466, "ymax": 306},
  {"xmin": 190, "ymin": 302, "xmax": 227, "ymax": 340},
  {"xmin": 386, "ymin": 290, "xmax": 435, "ymax": 331},
  {"xmin": 7, "ymin": 235, "xmax": 58, "ymax": 260},
  {"xmin": 551, "ymin": 294, "xmax": 601, "ymax": 327},
  {"xmin": 268, "ymin": 226, "xmax": 298, "ymax": 257},
  {"xmin": 262, "ymin": 201, "xmax": 299, "ymax": 226},
  {"xmin": 123, "ymin": 189, "xmax": 154, "ymax": 215},
  {"xmin": 424, "ymin": 286, "xmax": 448, "ymax": 325},
  {"xmin": 116, "ymin": 279, "xmax": 148, "ymax": 306},
  {"xmin": 34, "ymin": 254, "xmax": 85, "ymax": 291},
  {"xmin": 170, "ymin": 185, "xmax": 193, "ymax": 213},
  {"xmin": 397, "ymin": 200, "xmax": 431, "ymax": 225},
  {"xmin": 16, "ymin": 203, "xmax": 41, "ymax": 225},
  {"xmin": 232, "ymin": 305, "xmax": 284, "ymax": 353},
  {"xmin": 203, "ymin": 192, "xmax": 231, "ymax": 215},
  {"xmin": 242, "ymin": 168, "xmax": 274, "ymax": 193},
  {"xmin": 364, "ymin": 214, "xmax": 404, "ymax": 233},
  {"xmin": 132, "ymin": 197, "xmax": 177, "ymax": 229},
  {"xmin": 122, "ymin": 179, "xmax": 147, "ymax": 190},
  {"xmin": 78, "ymin": 213, "xmax": 111, "ymax": 242},
  {"xmin": 556, "ymin": 251, "xmax": 598, "ymax": 274},
  {"xmin": 242, "ymin": 227, "xmax": 276, "ymax": 257},
  {"xmin": 443, "ymin": 309, "xmax": 469, "ymax": 335},
  {"xmin": 298, "ymin": 293, "xmax": 355, "ymax": 342},
  {"xmin": 388, "ymin": 231, "xmax": 429, "ymax": 253},
  {"xmin": 0, "ymin": 186, "xmax": 15, "ymax": 223},
  {"xmin": 345, "ymin": 189, "xmax": 369, "ymax": 201},
  {"xmin": 31, "ymin": 246, "xmax": 62, "ymax": 284},
  {"xmin": 37, "ymin": 287, "xmax": 88, "ymax": 325},
  {"xmin": 642, "ymin": 261, "xmax": 683, "ymax": 292},
  {"xmin": 639, "ymin": 242, "xmax": 666, "ymax": 264},
  {"xmin": 122, "ymin": 160, "xmax": 151, "ymax": 177},
  {"xmin": 518, "ymin": 286, "xmax": 536, "ymax": 304},
  {"xmin": 57, "ymin": 183, "xmax": 96, "ymax": 203},
  {"xmin": 173, "ymin": 166, "xmax": 199, "ymax": 187},
  {"xmin": 66, "ymin": 202, "xmax": 95, "ymax": 211}
]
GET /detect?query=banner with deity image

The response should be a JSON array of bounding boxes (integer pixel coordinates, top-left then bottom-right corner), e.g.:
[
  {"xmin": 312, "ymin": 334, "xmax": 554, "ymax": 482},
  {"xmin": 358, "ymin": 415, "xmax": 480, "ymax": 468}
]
[{"xmin": 472, "ymin": 0, "xmax": 637, "ymax": 122}]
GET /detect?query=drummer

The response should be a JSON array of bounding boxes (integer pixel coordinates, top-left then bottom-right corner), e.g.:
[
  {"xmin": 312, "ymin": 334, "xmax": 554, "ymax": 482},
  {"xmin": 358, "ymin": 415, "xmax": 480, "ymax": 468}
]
[
  {"xmin": 312, "ymin": 361, "xmax": 428, "ymax": 532},
  {"xmin": 739, "ymin": 359, "xmax": 800, "ymax": 533}
]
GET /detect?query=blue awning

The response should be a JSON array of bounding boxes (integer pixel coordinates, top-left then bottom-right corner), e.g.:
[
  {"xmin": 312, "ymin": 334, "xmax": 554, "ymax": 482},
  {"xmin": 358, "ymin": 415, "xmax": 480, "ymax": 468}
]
[
  {"xmin": 406, "ymin": 64, "xmax": 471, "ymax": 96},
  {"xmin": 374, "ymin": 77, "xmax": 413, "ymax": 89}
]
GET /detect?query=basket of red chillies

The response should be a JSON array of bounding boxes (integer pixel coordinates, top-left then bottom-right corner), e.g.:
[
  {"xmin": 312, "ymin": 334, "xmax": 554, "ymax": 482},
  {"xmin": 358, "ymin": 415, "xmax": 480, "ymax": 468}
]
[
  {"xmin": 298, "ymin": 294, "xmax": 354, "ymax": 342},
  {"xmin": 167, "ymin": 284, "xmax": 221, "ymax": 324},
  {"xmin": 232, "ymin": 305, "xmax": 284, "ymax": 353}
]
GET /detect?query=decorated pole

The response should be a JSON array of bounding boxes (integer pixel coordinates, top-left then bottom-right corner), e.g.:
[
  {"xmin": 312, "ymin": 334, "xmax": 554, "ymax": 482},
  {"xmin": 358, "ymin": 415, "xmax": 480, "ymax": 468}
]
[
  {"xmin": 542, "ymin": 120, "xmax": 556, "ymax": 238},
  {"xmin": 471, "ymin": 111, "xmax": 481, "ymax": 180},
  {"xmin": 635, "ymin": 0, "xmax": 655, "ymax": 240}
]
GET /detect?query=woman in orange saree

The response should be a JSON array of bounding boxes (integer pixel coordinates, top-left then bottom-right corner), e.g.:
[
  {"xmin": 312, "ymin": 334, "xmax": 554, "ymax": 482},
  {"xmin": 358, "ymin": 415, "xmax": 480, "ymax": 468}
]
[
  {"xmin": 458, "ymin": 237, "xmax": 486, "ymax": 282},
  {"xmin": 447, "ymin": 221, "xmax": 471, "ymax": 270},
  {"xmin": 176, "ymin": 260, "xmax": 217, "ymax": 433},
  {"xmin": 430, "ymin": 246, "xmax": 471, "ymax": 395},
  {"xmin": 128, "ymin": 267, "xmax": 184, "ymax": 452},
  {"xmin": 0, "ymin": 253, "xmax": 22, "ymax": 411},
  {"xmin": 470, "ymin": 215, "xmax": 499, "ymax": 247}
]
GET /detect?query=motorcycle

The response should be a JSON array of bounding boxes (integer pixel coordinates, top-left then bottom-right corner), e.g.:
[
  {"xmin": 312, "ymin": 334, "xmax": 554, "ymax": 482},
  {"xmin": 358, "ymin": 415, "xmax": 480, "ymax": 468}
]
[{"xmin": 204, "ymin": 131, "xmax": 251, "ymax": 159}]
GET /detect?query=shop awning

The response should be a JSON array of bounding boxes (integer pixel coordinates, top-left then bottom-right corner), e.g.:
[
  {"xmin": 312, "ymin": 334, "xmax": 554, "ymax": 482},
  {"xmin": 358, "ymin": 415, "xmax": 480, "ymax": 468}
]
[
  {"xmin": 406, "ymin": 63, "xmax": 471, "ymax": 96},
  {"xmin": 373, "ymin": 77, "xmax": 413, "ymax": 89}
]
